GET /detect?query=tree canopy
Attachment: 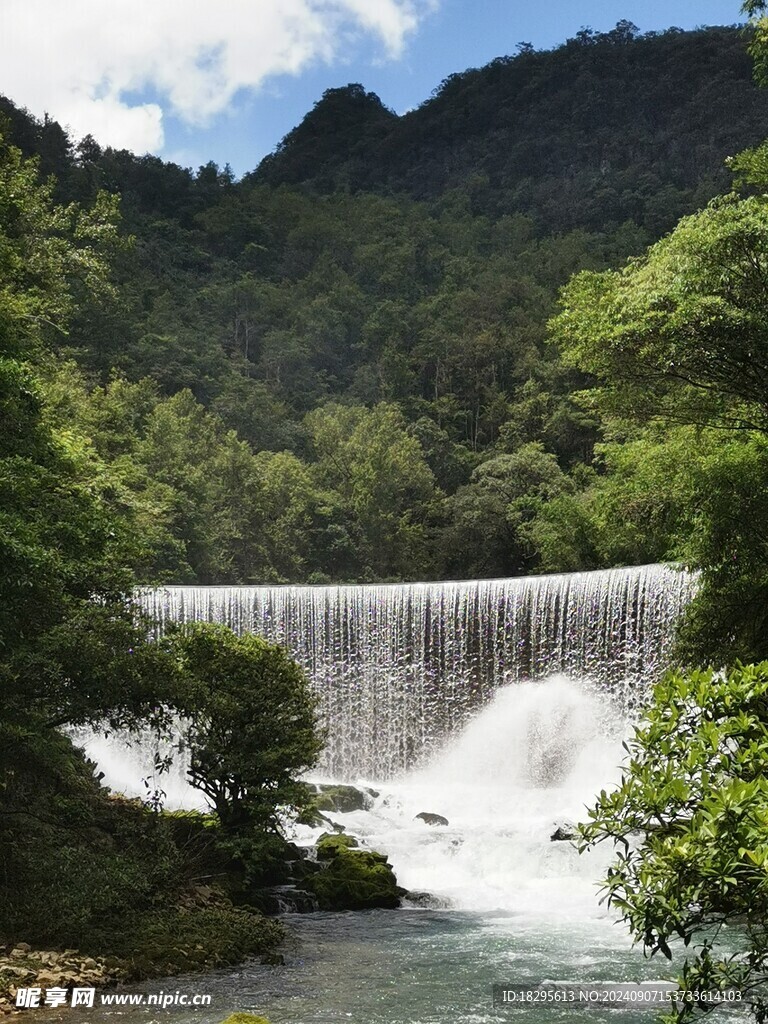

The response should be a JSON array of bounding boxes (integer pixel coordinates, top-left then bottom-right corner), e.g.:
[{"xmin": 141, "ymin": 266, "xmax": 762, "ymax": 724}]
[{"xmin": 581, "ymin": 664, "xmax": 768, "ymax": 1021}]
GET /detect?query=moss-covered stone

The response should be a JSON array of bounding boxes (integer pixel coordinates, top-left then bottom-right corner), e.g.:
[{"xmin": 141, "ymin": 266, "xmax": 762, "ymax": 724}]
[
  {"xmin": 316, "ymin": 832, "xmax": 359, "ymax": 858},
  {"xmin": 219, "ymin": 1015, "xmax": 271, "ymax": 1024},
  {"xmin": 296, "ymin": 803, "xmax": 346, "ymax": 833},
  {"xmin": 307, "ymin": 838, "xmax": 403, "ymax": 910},
  {"xmin": 313, "ymin": 784, "xmax": 376, "ymax": 813}
]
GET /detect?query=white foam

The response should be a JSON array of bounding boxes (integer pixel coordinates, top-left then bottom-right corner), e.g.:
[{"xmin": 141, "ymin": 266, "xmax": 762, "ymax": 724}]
[{"xmin": 299, "ymin": 676, "xmax": 626, "ymax": 923}]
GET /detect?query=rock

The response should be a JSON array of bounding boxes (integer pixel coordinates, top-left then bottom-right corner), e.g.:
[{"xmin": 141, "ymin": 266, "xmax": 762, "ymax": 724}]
[
  {"xmin": 286, "ymin": 857, "xmax": 323, "ymax": 882},
  {"xmin": 35, "ymin": 971, "xmax": 65, "ymax": 987},
  {"xmin": 296, "ymin": 804, "xmax": 346, "ymax": 832},
  {"xmin": 550, "ymin": 822, "xmax": 577, "ymax": 842},
  {"xmin": 313, "ymin": 784, "xmax": 376, "ymax": 814},
  {"xmin": 12, "ymin": 943, "xmax": 31, "ymax": 954},
  {"xmin": 254, "ymin": 886, "xmax": 319, "ymax": 915},
  {"xmin": 219, "ymin": 1015, "xmax": 272, "ymax": 1024},
  {"xmin": 403, "ymin": 890, "xmax": 451, "ymax": 909},
  {"xmin": 307, "ymin": 834, "xmax": 403, "ymax": 911},
  {"xmin": 316, "ymin": 832, "xmax": 359, "ymax": 859},
  {"xmin": 2, "ymin": 966, "xmax": 33, "ymax": 978},
  {"xmin": 415, "ymin": 812, "xmax": 449, "ymax": 827}
]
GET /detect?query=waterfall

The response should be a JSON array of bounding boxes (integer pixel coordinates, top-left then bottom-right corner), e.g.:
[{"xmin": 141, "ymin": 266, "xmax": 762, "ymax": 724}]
[
  {"xmin": 328, "ymin": 676, "xmax": 628, "ymax": 915},
  {"xmin": 140, "ymin": 563, "xmax": 696, "ymax": 780}
]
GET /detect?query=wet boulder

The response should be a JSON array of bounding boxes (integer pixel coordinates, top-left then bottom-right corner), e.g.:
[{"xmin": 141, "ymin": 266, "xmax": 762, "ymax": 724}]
[
  {"xmin": 313, "ymin": 784, "xmax": 378, "ymax": 814},
  {"xmin": 307, "ymin": 835, "xmax": 403, "ymax": 910},
  {"xmin": 315, "ymin": 832, "xmax": 359, "ymax": 859},
  {"xmin": 415, "ymin": 812, "xmax": 449, "ymax": 827},
  {"xmin": 550, "ymin": 821, "xmax": 577, "ymax": 842},
  {"xmin": 255, "ymin": 886, "xmax": 319, "ymax": 915},
  {"xmin": 403, "ymin": 890, "xmax": 451, "ymax": 909}
]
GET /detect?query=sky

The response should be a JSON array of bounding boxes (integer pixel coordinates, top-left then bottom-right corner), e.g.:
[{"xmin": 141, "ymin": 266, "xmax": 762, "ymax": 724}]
[{"xmin": 0, "ymin": 0, "xmax": 747, "ymax": 177}]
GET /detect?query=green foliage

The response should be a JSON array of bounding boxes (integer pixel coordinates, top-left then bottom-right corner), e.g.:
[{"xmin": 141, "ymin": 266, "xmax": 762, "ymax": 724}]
[
  {"xmin": 6, "ymin": 34, "xmax": 759, "ymax": 586},
  {"xmin": 528, "ymin": 427, "xmax": 703, "ymax": 573},
  {"xmin": 252, "ymin": 27, "xmax": 767, "ymax": 236},
  {"xmin": 316, "ymin": 832, "xmax": 360, "ymax": 857},
  {"xmin": 673, "ymin": 433, "xmax": 768, "ymax": 664},
  {"xmin": 0, "ymin": 138, "xmax": 290, "ymax": 978},
  {"xmin": 306, "ymin": 402, "xmax": 441, "ymax": 579},
  {"xmin": 170, "ymin": 623, "xmax": 323, "ymax": 831},
  {"xmin": 0, "ymin": 138, "xmax": 180, "ymax": 733},
  {"xmin": 580, "ymin": 663, "xmax": 768, "ymax": 1022},
  {"xmin": 256, "ymin": 84, "xmax": 396, "ymax": 191},
  {"xmin": 443, "ymin": 442, "xmax": 572, "ymax": 577},
  {"xmin": 551, "ymin": 193, "xmax": 768, "ymax": 430},
  {"xmin": 1, "ymin": 732, "xmax": 178, "ymax": 948},
  {"xmin": 0, "ymin": 135, "xmax": 121, "ymax": 357},
  {"xmin": 545, "ymin": 183, "xmax": 768, "ymax": 660},
  {"xmin": 103, "ymin": 905, "xmax": 283, "ymax": 979},
  {"xmin": 742, "ymin": 1, "xmax": 768, "ymax": 88}
]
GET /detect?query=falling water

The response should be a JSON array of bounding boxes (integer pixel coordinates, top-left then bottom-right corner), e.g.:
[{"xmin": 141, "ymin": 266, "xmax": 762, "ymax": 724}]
[
  {"xmin": 64, "ymin": 566, "xmax": 700, "ymax": 1023},
  {"xmin": 140, "ymin": 563, "xmax": 696, "ymax": 779},
  {"xmin": 305, "ymin": 676, "xmax": 627, "ymax": 916}
]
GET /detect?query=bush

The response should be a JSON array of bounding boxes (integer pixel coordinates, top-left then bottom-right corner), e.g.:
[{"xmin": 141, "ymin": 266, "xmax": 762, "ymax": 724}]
[
  {"xmin": 580, "ymin": 663, "xmax": 768, "ymax": 1021},
  {"xmin": 102, "ymin": 906, "xmax": 284, "ymax": 978}
]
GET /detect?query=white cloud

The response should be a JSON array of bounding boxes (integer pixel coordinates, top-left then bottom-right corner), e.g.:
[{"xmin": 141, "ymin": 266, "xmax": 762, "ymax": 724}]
[{"xmin": 0, "ymin": 0, "xmax": 434, "ymax": 154}]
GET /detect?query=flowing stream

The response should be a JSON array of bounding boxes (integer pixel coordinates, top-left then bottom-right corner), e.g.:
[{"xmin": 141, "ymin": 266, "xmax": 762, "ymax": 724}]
[{"xmin": 69, "ymin": 564, "xmax": 721, "ymax": 1024}]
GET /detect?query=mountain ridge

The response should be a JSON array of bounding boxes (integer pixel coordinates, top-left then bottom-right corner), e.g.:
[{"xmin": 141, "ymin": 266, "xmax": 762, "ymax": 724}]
[{"xmin": 252, "ymin": 24, "xmax": 766, "ymax": 234}]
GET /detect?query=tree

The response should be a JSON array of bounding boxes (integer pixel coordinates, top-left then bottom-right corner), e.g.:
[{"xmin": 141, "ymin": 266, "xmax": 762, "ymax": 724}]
[
  {"xmin": 743, "ymin": 0, "xmax": 768, "ymax": 87},
  {"xmin": 580, "ymin": 663, "xmax": 768, "ymax": 1022},
  {"xmin": 306, "ymin": 402, "xmax": 441, "ymax": 579},
  {"xmin": 551, "ymin": 194, "xmax": 768, "ymax": 432},
  {"xmin": 0, "ymin": 135, "xmax": 179, "ymax": 731},
  {"xmin": 170, "ymin": 624, "xmax": 323, "ymax": 831},
  {"xmin": 442, "ymin": 443, "xmax": 571, "ymax": 578},
  {"xmin": 547, "ymin": 185, "xmax": 768, "ymax": 662},
  {"xmin": 0, "ymin": 137, "xmax": 192, "ymax": 948}
]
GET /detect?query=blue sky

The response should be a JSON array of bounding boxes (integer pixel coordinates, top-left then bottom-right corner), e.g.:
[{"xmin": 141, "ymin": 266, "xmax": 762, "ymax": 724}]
[{"xmin": 0, "ymin": 0, "xmax": 746, "ymax": 176}]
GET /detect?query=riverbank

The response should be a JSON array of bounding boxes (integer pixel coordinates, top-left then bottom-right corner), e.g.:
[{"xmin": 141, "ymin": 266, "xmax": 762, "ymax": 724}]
[
  {"xmin": 0, "ymin": 786, "xmax": 408, "ymax": 1017},
  {"xmin": 0, "ymin": 889, "xmax": 284, "ymax": 1016}
]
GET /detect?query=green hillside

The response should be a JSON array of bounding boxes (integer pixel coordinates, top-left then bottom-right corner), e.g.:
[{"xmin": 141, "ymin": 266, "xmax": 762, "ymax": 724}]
[
  {"xmin": 253, "ymin": 25, "xmax": 766, "ymax": 234},
  {"xmin": 0, "ymin": 22, "xmax": 765, "ymax": 593}
]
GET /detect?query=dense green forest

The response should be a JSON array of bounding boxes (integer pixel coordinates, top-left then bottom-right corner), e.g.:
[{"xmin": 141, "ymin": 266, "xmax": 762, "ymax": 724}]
[
  {"xmin": 254, "ymin": 24, "xmax": 767, "ymax": 233},
  {"xmin": 2, "ymin": 23, "xmax": 768, "ymax": 620}
]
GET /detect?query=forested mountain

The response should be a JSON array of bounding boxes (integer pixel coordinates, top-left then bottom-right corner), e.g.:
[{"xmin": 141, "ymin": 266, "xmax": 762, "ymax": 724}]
[
  {"xmin": 254, "ymin": 24, "xmax": 767, "ymax": 234},
  {"xmin": 1, "ymin": 22, "xmax": 767, "ymax": 595}
]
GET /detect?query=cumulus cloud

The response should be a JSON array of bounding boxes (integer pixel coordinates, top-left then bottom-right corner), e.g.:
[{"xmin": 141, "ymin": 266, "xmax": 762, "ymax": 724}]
[{"xmin": 0, "ymin": 0, "xmax": 434, "ymax": 154}]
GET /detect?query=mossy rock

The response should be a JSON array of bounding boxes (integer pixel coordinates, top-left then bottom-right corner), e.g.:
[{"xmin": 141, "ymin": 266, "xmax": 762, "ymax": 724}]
[
  {"xmin": 316, "ymin": 832, "xmax": 359, "ymax": 859},
  {"xmin": 295, "ymin": 804, "xmax": 345, "ymax": 832},
  {"xmin": 219, "ymin": 1015, "xmax": 271, "ymax": 1024},
  {"xmin": 313, "ymin": 784, "xmax": 376, "ymax": 813},
  {"xmin": 307, "ymin": 840, "xmax": 402, "ymax": 910}
]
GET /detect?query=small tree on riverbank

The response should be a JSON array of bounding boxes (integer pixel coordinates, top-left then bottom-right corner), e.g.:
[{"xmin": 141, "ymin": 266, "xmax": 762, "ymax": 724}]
[
  {"xmin": 171, "ymin": 623, "xmax": 323, "ymax": 831},
  {"xmin": 579, "ymin": 663, "xmax": 768, "ymax": 1022}
]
